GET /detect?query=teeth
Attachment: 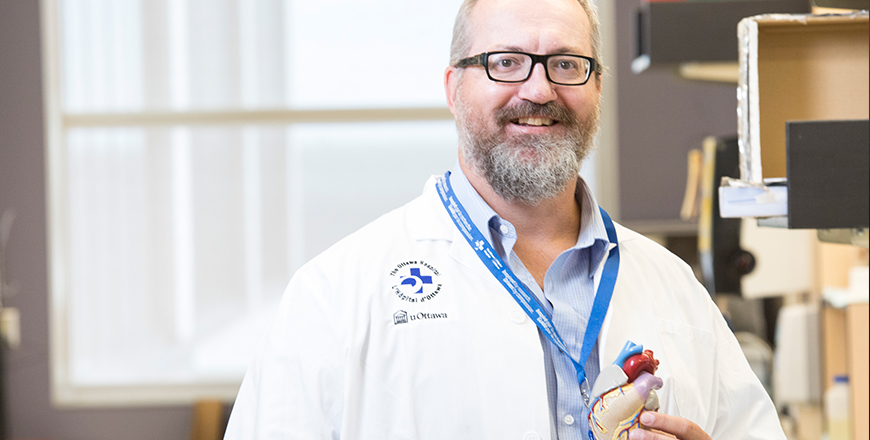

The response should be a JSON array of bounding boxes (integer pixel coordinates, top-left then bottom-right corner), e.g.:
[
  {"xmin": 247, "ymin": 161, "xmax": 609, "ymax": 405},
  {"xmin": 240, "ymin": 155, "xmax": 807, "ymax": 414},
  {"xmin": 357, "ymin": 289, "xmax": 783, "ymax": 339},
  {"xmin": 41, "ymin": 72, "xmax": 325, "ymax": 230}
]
[{"xmin": 517, "ymin": 117, "xmax": 554, "ymax": 126}]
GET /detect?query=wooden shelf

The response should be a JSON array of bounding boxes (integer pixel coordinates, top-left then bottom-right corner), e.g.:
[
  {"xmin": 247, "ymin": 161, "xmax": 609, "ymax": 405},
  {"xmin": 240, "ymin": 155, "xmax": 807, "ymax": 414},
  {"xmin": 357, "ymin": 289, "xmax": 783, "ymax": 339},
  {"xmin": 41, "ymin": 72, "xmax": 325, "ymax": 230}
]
[{"xmin": 677, "ymin": 62, "xmax": 739, "ymax": 83}]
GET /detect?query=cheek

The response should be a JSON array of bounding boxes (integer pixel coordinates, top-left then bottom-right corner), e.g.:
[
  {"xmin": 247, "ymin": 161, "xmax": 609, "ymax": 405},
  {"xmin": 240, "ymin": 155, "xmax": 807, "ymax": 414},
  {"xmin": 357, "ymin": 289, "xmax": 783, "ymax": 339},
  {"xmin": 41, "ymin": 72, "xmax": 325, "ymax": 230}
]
[
  {"xmin": 477, "ymin": 90, "xmax": 514, "ymax": 116},
  {"xmin": 566, "ymin": 92, "xmax": 601, "ymax": 127},
  {"xmin": 564, "ymin": 89, "xmax": 599, "ymax": 112},
  {"xmin": 461, "ymin": 77, "xmax": 517, "ymax": 108}
]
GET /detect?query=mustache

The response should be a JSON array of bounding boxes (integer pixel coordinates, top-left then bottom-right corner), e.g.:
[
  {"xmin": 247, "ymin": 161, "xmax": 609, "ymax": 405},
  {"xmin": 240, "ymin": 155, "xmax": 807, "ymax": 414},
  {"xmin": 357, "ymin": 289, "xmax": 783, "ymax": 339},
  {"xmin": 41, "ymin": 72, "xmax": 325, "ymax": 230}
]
[{"xmin": 495, "ymin": 101, "xmax": 578, "ymax": 127}]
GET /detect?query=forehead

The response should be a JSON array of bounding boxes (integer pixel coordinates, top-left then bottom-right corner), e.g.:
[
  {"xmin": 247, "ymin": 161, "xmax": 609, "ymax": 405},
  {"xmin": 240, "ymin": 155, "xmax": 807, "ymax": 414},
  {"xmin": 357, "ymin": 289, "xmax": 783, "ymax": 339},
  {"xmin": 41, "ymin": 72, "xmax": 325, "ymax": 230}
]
[{"xmin": 467, "ymin": 0, "xmax": 593, "ymax": 56}]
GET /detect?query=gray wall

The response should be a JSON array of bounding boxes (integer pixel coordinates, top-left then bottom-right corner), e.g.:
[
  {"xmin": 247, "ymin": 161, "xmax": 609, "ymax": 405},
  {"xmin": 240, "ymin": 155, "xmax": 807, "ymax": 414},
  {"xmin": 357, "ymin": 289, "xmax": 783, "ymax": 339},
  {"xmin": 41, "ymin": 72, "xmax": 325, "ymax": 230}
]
[
  {"xmin": 0, "ymin": 2, "xmax": 193, "ymax": 439},
  {"xmin": 615, "ymin": 0, "xmax": 738, "ymax": 227},
  {"xmin": 0, "ymin": 0, "xmax": 740, "ymax": 438}
]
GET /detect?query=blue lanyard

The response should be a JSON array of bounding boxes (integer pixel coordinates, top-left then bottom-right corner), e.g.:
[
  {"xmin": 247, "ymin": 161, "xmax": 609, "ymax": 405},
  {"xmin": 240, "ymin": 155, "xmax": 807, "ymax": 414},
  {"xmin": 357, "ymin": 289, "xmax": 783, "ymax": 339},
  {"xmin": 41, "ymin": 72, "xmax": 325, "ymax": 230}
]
[{"xmin": 435, "ymin": 172, "xmax": 620, "ymax": 405}]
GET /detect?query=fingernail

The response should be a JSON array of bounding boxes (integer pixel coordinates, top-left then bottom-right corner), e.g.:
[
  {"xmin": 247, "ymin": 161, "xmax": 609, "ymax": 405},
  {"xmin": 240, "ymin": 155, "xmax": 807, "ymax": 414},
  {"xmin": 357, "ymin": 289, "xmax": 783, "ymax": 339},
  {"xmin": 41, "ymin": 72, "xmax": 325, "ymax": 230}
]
[
  {"xmin": 640, "ymin": 412, "xmax": 655, "ymax": 425},
  {"xmin": 630, "ymin": 429, "xmax": 646, "ymax": 439}
]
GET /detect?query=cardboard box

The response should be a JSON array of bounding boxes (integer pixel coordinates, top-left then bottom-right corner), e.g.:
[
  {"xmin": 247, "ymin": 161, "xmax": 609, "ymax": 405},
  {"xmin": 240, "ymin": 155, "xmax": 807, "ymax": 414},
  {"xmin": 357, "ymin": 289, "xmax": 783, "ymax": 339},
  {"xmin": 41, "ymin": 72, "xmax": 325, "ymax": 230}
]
[
  {"xmin": 821, "ymin": 301, "xmax": 868, "ymax": 440},
  {"xmin": 737, "ymin": 12, "xmax": 869, "ymax": 182},
  {"xmin": 846, "ymin": 303, "xmax": 868, "ymax": 440}
]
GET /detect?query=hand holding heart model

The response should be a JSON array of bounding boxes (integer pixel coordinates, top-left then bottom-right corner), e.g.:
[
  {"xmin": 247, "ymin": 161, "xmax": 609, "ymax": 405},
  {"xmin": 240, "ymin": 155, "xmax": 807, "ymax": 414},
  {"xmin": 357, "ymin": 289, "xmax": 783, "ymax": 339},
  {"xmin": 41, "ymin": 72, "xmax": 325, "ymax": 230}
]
[{"xmin": 588, "ymin": 341, "xmax": 662, "ymax": 440}]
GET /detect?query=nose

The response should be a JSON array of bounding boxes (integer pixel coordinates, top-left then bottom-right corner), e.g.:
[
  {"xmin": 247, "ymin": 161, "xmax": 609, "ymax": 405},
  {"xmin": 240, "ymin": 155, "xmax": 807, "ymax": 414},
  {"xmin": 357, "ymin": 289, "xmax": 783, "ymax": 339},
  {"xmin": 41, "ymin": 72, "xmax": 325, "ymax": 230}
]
[{"xmin": 516, "ymin": 63, "xmax": 557, "ymax": 104}]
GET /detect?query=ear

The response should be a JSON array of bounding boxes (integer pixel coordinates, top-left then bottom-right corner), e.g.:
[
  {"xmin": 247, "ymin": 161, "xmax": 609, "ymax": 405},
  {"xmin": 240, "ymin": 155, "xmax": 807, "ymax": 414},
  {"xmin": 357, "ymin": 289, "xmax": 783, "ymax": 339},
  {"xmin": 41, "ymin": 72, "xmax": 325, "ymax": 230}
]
[{"xmin": 444, "ymin": 66, "xmax": 460, "ymax": 116}]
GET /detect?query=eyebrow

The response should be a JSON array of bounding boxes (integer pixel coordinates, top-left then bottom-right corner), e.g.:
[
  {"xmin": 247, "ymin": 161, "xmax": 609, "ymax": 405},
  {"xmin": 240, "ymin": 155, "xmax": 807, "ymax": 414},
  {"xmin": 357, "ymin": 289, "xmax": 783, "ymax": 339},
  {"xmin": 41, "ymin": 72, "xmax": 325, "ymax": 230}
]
[{"xmin": 493, "ymin": 45, "xmax": 586, "ymax": 55}]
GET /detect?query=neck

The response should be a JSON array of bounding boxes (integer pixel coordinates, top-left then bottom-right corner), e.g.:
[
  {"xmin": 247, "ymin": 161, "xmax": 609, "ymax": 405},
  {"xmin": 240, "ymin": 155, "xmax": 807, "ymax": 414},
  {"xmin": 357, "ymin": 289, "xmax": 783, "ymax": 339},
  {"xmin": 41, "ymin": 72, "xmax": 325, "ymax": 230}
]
[
  {"xmin": 459, "ymin": 159, "xmax": 582, "ymax": 288},
  {"xmin": 459, "ymin": 160, "xmax": 581, "ymax": 239}
]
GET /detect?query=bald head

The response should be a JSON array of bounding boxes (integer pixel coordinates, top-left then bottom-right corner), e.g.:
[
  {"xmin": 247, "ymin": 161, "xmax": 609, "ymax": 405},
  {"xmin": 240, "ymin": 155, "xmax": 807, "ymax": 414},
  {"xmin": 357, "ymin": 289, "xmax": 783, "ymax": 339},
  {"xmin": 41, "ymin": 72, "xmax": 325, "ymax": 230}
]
[{"xmin": 449, "ymin": 0, "xmax": 603, "ymax": 70}]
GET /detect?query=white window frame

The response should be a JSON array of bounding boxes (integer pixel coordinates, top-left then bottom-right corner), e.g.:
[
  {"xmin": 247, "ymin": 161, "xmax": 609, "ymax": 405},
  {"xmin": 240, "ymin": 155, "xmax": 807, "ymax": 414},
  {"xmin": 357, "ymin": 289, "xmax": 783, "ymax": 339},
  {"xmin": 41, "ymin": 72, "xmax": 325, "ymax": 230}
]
[{"xmin": 40, "ymin": 0, "xmax": 617, "ymax": 407}]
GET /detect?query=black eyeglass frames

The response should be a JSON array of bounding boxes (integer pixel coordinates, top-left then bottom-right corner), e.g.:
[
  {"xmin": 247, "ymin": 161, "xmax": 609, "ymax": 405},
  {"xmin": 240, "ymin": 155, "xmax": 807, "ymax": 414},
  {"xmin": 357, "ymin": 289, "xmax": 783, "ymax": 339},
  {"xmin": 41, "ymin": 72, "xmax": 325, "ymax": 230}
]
[{"xmin": 455, "ymin": 51, "xmax": 599, "ymax": 86}]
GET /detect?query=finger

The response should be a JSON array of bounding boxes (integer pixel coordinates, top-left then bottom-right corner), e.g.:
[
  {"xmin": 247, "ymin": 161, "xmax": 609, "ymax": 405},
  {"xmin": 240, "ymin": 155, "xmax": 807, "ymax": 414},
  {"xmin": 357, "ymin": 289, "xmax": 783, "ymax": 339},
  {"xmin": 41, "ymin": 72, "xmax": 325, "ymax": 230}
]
[
  {"xmin": 629, "ymin": 428, "xmax": 677, "ymax": 440},
  {"xmin": 637, "ymin": 412, "xmax": 710, "ymax": 440}
]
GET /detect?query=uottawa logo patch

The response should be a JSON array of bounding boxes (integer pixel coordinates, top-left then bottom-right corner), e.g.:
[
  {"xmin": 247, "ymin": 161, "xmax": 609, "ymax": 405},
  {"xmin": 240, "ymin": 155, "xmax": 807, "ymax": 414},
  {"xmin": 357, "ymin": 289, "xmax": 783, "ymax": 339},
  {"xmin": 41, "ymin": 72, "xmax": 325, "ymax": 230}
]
[
  {"xmin": 393, "ymin": 310, "xmax": 449, "ymax": 325},
  {"xmin": 389, "ymin": 260, "xmax": 443, "ymax": 303},
  {"xmin": 393, "ymin": 310, "xmax": 408, "ymax": 325}
]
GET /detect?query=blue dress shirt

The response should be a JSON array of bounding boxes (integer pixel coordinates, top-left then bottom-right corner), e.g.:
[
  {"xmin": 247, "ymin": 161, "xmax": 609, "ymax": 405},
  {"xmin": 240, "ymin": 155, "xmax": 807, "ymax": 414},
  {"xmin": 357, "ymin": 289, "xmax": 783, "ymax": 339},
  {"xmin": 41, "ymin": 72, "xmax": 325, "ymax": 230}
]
[{"xmin": 449, "ymin": 163, "xmax": 611, "ymax": 440}]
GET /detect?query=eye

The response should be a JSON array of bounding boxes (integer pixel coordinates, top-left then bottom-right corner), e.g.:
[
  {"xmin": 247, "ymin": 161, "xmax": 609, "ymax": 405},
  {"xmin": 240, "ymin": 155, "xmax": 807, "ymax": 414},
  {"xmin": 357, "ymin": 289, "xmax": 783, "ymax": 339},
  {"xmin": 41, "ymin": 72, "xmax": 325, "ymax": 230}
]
[
  {"xmin": 488, "ymin": 54, "xmax": 526, "ymax": 72},
  {"xmin": 557, "ymin": 60, "xmax": 578, "ymax": 71}
]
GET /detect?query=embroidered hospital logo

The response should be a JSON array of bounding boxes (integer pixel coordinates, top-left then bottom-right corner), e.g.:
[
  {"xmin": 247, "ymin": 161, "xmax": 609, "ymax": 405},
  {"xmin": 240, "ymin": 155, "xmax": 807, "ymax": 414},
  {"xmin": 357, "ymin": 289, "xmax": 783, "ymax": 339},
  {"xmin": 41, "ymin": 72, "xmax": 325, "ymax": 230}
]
[
  {"xmin": 401, "ymin": 267, "xmax": 432, "ymax": 293},
  {"xmin": 393, "ymin": 310, "xmax": 408, "ymax": 325},
  {"xmin": 389, "ymin": 260, "xmax": 443, "ymax": 303}
]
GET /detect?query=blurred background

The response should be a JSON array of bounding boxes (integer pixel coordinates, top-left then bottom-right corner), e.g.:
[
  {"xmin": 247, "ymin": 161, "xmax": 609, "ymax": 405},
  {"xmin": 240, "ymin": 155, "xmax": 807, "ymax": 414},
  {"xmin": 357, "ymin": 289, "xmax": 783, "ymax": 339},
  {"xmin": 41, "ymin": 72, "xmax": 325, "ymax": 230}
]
[{"xmin": 0, "ymin": 0, "xmax": 866, "ymax": 439}]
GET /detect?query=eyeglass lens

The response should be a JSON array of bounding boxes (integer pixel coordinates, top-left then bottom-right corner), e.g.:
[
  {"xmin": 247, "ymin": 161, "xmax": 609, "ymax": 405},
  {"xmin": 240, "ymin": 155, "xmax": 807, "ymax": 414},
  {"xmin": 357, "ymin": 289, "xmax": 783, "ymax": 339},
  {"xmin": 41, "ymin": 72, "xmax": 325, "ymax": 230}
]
[{"xmin": 486, "ymin": 53, "xmax": 591, "ymax": 84}]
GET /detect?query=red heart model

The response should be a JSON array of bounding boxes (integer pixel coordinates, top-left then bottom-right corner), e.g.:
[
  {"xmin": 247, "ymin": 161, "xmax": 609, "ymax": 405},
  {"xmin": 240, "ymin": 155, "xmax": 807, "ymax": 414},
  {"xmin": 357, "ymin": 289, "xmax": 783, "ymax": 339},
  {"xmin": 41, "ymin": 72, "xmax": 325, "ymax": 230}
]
[{"xmin": 622, "ymin": 349, "xmax": 660, "ymax": 383}]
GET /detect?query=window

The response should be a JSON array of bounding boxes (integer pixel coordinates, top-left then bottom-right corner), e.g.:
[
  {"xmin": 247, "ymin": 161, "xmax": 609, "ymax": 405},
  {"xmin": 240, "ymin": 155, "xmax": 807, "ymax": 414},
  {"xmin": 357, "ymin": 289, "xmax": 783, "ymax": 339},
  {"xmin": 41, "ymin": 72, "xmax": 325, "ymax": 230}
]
[{"xmin": 42, "ymin": 0, "xmax": 611, "ymax": 405}]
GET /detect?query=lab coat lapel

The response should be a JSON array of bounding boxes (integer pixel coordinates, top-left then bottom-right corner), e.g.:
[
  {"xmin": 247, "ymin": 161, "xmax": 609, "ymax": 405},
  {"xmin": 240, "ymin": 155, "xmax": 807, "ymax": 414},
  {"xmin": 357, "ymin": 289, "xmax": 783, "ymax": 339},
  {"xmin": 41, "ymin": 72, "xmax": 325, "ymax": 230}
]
[
  {"xmin": 597, "ymin": 223, "xmax": 641, "ymax": 367},
  {"xmin": 406, "ymin": 175, "xmax": 492, "ymax": 275}
]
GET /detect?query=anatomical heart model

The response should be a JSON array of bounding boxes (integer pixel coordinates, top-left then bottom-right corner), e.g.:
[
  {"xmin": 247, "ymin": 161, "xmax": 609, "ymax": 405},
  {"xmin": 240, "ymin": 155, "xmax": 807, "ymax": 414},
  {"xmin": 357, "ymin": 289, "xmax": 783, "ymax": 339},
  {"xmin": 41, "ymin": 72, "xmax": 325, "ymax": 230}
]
[{"xmin": 588, "ymin": 341, "xmax": 662, "ymax": 440}]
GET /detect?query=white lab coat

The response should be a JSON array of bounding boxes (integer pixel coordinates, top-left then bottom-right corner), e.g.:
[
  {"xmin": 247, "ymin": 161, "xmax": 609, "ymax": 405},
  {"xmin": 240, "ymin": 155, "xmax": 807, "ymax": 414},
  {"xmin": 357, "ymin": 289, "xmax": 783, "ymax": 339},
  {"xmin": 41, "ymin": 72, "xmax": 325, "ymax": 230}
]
[{"xmin": 225, "ymin": 176, "xmax": 784, "ymax": 440}]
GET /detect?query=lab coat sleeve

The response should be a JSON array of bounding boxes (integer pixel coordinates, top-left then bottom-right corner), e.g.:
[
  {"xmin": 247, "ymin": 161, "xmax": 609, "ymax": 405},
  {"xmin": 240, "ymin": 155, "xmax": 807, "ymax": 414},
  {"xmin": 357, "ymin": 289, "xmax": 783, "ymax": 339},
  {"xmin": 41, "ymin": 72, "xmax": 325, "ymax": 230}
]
[
  {"xmin": 224, "ymin": 263, "xmax": 346, "ymax": 440},
  {"xmin": 708, "ymin": 298, "xmax": 786, "ymax": 440},
  {"xmin": 668, "ymin": 256, "xmax": 785, "ymax": 440},
  {"xmin": 606, "ymin": 226, "xmax": 786, "ymax": 439}
]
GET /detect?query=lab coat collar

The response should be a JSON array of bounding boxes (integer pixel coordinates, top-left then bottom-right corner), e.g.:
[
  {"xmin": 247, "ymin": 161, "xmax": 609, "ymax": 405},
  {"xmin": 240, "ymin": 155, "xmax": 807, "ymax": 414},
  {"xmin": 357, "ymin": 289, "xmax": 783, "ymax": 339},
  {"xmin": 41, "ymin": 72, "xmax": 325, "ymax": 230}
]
[
  {"xmin": 408, "ymin": 174, "xmax": 642, "ymax": 366},
  {"xmin": 406, "ymin": 174, "xmax": 638, "ymax": 281},
  {"xmin": 405, "ymin": 175, "xmax": 506, "ymax": 275},
  {"xmin": 405, "ymin": 175, "xmax": 456, "ymax": 242}
]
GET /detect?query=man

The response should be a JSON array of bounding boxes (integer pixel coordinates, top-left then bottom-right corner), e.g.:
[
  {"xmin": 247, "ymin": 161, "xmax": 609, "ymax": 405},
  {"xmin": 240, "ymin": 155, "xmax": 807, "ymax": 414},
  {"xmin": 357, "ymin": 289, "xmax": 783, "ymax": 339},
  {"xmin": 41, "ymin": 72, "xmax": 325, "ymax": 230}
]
[{"xmin": 224, "ymin": 0, "xmax": 785, "ymax": 438}]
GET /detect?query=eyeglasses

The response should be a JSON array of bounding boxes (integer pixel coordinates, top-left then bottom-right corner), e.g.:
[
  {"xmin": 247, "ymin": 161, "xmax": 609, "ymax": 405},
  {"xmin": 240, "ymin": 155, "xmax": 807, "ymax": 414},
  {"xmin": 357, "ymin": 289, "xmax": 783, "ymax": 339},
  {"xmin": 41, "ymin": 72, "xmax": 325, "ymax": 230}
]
[{"xmin": 455, "ymin": 51, "xmax": 599, "ymax": 86}]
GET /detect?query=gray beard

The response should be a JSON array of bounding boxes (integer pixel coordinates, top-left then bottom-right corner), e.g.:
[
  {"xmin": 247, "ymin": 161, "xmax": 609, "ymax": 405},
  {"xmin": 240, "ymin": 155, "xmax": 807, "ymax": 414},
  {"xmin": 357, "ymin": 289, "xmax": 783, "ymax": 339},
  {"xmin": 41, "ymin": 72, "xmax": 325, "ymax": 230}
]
[{"xmin": 455, "ymin": 95, "xmax": 599, "ymax": 205}]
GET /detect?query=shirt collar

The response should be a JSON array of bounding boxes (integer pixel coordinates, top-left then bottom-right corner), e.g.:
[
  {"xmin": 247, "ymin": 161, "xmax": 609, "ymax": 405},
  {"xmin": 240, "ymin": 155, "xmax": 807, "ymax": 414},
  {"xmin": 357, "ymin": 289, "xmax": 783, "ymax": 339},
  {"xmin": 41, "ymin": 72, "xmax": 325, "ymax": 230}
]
[
  {"xmin": 449, "ymin": 162, "xmax": 501, "ymax": 247},
  {"xmin": 448, "ymin": 162, "xmax": 610, "ymax": 261},
  {"xmin": 574, "ymin": 174, "xmax": 609, "ymax": 251}
]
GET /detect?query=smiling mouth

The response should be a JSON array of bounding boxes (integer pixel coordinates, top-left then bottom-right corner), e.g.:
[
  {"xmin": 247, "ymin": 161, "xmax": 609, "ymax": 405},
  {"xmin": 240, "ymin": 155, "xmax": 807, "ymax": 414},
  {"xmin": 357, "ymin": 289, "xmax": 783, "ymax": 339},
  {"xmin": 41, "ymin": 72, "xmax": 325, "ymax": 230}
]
[{"xmin": 512, "ymin": 117, "xmax": 557, "ymax": 127}]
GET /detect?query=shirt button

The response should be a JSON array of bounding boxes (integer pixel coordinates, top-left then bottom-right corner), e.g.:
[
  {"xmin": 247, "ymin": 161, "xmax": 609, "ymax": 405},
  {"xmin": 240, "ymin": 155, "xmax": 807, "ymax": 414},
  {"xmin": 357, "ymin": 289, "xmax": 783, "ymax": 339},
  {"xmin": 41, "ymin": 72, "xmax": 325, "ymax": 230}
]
[
  {"xmin": 563, "ymin": 414, "xmax": 575, "ymax": 425},
  {"xmin": 509, "ymin": 309, "xmax": 526, "ymax": 324},
  {"xmin": 523, "ymin": 432, "xmax": 541, "ymax": 440},
  {"xmin": 499, "ymin": 224, "xmax": 510, "ymax": 234}
]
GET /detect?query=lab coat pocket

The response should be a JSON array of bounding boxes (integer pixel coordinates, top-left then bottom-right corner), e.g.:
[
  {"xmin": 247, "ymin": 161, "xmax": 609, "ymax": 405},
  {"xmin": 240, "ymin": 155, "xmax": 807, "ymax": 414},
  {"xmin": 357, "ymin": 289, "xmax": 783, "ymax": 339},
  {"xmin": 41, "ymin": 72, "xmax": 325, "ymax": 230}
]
[{"xmin": 655, "ymin": 318, "xmax": 717, "ymax": 428}]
